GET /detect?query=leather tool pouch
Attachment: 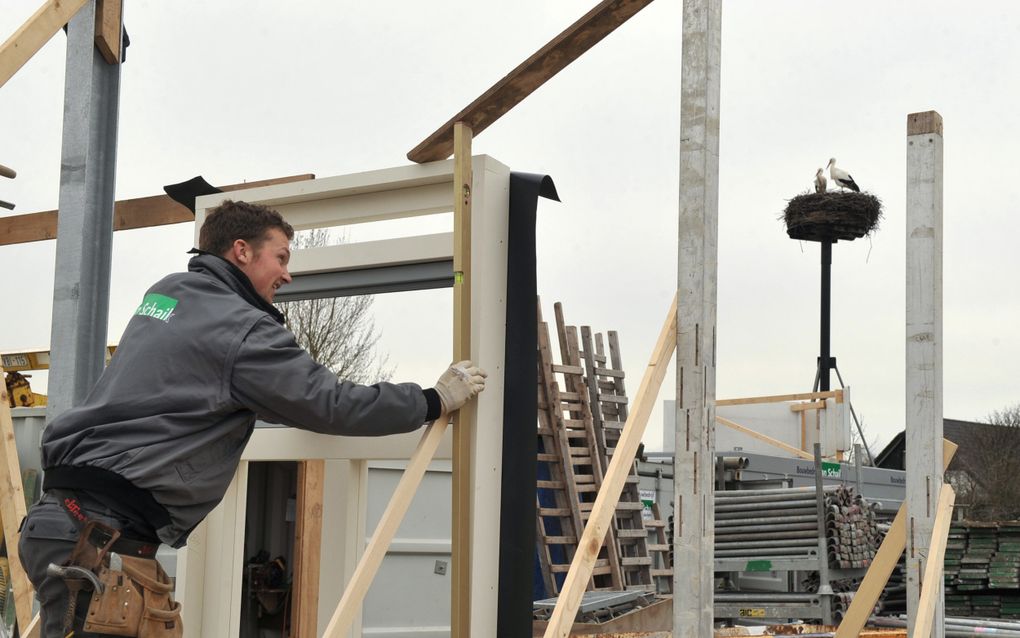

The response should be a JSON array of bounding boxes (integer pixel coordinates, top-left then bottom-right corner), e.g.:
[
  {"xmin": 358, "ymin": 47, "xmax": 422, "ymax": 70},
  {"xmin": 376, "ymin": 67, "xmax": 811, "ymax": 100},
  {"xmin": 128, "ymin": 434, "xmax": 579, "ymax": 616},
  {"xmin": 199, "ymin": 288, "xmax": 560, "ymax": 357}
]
[{"xmin": 84, "ymin": 555, "xmax": 182, "ymax": 637}]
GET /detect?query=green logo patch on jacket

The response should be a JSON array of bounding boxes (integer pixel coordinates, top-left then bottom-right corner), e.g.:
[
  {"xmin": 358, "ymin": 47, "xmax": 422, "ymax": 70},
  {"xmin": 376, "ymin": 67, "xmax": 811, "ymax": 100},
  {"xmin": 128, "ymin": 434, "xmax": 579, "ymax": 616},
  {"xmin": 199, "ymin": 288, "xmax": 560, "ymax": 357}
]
[{"xmin": 134, "ymin": 293, "xmax": 178, "ymax": 322}]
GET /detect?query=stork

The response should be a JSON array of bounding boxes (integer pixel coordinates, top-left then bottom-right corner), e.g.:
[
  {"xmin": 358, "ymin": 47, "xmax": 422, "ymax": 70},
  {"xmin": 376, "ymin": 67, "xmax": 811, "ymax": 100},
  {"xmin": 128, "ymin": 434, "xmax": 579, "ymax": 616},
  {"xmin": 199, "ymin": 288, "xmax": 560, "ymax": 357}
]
[
  {"xmin": 826, "ymin": 158, "xmax": 860, "ymax": 192},
  {"xmin": 814, "ymin": 168, "xmax": 827, "ymax": 193}
]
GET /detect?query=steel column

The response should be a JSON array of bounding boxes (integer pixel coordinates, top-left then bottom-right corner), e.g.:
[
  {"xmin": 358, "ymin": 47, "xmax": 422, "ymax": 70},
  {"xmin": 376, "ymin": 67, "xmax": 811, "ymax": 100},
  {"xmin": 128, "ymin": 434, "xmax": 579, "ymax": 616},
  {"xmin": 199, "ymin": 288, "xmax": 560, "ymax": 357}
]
[{"xmin": 46, "ymin": 1, "xmax": 122, "ymax": 419}]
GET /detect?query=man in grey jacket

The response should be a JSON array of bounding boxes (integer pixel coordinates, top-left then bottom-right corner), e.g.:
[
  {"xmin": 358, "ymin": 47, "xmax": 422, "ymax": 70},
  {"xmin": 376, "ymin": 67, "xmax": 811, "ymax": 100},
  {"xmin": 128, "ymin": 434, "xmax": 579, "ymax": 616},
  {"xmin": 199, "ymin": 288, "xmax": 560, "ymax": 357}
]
[{"xmin": 19, "ymin": 199, "xmax": 486, "ymax": 637}]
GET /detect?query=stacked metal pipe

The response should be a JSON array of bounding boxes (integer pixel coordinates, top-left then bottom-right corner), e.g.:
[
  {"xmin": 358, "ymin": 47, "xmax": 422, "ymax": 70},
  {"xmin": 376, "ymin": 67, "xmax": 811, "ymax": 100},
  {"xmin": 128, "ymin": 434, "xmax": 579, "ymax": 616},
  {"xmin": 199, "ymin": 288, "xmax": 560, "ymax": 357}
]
[
  {"xmin": 825, "ymin": 485, "xmax": 883, "ymax": 569},
  {"xmin": 715, "ymin": 485, "xmax": 881, "ymax": 569},
  {"xmin": 715, "ymin": 486, "xmax": 832, "ymax": 561},
  {"xmin": 870, "ymin": 614, "xmax": 1020, "ymax": 637}
]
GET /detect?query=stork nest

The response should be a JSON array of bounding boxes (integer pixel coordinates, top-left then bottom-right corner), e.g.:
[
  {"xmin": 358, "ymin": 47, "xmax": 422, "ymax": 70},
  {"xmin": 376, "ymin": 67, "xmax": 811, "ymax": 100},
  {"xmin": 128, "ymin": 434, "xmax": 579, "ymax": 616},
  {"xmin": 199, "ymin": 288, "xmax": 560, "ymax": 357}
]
[{"xmin": 783, "ymin": 191, "xmax": 882, "ymax": 242}]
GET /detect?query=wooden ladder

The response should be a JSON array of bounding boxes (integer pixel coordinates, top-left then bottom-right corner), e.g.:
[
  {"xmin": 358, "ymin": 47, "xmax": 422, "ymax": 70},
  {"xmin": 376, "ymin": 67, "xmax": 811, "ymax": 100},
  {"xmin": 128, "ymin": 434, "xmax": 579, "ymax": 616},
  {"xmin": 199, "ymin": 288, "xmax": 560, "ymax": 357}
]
[
  {"xmin": 578, "ymin": 324, "xmax": 665, "ymax": 593},
  {"xmin": 535, "ymin": 305, "xmax": 622, "ymax": 593}
]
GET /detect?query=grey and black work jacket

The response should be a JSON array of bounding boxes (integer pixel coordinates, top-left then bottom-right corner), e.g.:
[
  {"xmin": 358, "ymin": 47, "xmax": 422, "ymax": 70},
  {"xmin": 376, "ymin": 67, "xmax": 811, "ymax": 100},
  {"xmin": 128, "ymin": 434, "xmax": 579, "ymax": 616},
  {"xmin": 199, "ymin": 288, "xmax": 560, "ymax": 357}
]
[{"xmin": 42, "ymin": 253, "xmax": 440, "ymax": 548}]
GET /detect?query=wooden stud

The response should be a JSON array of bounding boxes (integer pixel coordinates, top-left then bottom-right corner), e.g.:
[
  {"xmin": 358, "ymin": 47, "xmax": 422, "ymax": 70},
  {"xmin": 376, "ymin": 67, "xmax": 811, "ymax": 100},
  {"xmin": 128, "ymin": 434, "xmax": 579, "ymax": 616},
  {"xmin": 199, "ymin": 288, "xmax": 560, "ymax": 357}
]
[
  {"xmin": 22, "ymin": 613, "xmax": 41, "ymax": 638},
  {"xmin": 789, "ymin": 401, "xmax": 827, "ymax": 412},
  {"xmin": 0, "ymin": 0, "xmax": 90, "ymax": 89},
  {"xmin": 322, "ymin": 418, "xmax": 449, "ymax": 637},
  {"xmin": 834, "ymin": 439, "xmax": 958, "ymax": 638},
  {"xmin": 93, "ymin": 0, "xmax": 121, "ymax": 64},
  {"xmin": 407, "ymin": 0, "xmax": 657, "ymax": 163},
  {"xmin": 0, "ymin": 173, "xmax": 315, "ymax": 246},
  {"xmin": 0, "ymin": 365, "xmax": 34, "ymax": 632},
  {"xmin": 714, "ymin": 415, "xmax": 813, "ymax": 461},
  {"xmin": 910, "ymin": 483, "xmax": 956, "ymax": 638},
  {"xmin": 716, "ymin": 390, "xmax": 843, "ymax": 407},
  {"xmin": 292, "ymin": 459, "xmax": 325, "ymax": 638},
  {"xmin": 451, "ymin": 120, "xmax": 473, "ymax": 638},
  {"xmin": 542, "ymin": 293, "xmax": 677, "ymax": 638}
]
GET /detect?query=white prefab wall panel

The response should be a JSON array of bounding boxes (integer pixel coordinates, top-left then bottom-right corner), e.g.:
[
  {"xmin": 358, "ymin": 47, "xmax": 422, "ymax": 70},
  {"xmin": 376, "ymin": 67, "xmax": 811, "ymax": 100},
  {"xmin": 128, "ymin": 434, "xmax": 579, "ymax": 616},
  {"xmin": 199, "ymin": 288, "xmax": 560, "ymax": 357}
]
[{"xmin": 183, "ymin": 156, "xmax": 510, "ymax": 637}]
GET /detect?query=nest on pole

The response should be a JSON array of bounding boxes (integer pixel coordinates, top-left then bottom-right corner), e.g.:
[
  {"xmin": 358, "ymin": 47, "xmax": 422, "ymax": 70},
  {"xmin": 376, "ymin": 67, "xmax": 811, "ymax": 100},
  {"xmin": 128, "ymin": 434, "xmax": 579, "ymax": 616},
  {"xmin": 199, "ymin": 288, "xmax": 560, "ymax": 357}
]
[{"xmin": 783, "ymin": 191, "xmax": 882, "ymax": 242}]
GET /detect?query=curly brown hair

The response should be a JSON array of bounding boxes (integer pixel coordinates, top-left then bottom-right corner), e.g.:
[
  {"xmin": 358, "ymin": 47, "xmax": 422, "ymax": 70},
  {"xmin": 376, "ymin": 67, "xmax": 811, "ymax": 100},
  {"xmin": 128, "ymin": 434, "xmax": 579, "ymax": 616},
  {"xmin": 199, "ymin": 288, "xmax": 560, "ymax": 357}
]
[{"xmin": 199, "ymin": 199, "xmax": 295, "ymax": 256}]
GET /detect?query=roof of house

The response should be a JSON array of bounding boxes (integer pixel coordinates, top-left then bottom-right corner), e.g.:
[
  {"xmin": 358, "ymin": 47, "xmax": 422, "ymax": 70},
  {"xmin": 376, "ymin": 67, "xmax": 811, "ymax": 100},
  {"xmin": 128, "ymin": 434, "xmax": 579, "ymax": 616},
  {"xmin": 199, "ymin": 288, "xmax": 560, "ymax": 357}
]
[{"xmin": 874, "ymin": 418, "xmax": 1017, "ymax": 471}]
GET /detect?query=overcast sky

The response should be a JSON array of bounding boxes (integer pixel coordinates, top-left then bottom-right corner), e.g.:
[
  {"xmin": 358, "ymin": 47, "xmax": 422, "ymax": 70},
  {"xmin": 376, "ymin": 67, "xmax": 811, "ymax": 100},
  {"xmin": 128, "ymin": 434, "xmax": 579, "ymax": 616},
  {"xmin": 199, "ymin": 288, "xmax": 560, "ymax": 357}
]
[{"xmin": 3, "ymin": 1, "xmax": 1019, "ymax": 453}]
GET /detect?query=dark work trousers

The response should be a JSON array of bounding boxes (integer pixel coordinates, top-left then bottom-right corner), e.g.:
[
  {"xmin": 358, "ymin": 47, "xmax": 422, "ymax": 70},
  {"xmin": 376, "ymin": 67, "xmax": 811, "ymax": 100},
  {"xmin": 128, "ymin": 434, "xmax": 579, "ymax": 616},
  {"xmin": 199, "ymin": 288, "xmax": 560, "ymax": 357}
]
[{"xmin": 19, "ymin": 493, "xmax": 141, "ymax": 638}]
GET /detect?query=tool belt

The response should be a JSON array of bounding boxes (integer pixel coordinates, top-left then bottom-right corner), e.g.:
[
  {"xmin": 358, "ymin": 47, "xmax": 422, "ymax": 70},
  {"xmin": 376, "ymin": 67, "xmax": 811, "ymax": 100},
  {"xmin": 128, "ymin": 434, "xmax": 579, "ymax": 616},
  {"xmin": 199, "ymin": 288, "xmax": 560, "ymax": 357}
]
[{"xmin": 50, "ymin": 490, "xmax": 183, "ymax": 637}]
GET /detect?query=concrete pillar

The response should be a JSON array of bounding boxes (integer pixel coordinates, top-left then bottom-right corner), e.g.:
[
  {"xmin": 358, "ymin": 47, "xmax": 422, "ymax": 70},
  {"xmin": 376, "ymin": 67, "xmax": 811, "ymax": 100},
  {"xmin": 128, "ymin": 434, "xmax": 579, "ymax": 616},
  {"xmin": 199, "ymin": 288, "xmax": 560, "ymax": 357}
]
[
  {"xmin": 674, "ymin": 0, "xmax": 721, "ymax": 635},
  {"xmin": 46, "ymin": 1, "xmax": 122, "ymax": 419},
  {"xmin": 905, "ymin": 110, "xmax": 944, "ymax": 637}
]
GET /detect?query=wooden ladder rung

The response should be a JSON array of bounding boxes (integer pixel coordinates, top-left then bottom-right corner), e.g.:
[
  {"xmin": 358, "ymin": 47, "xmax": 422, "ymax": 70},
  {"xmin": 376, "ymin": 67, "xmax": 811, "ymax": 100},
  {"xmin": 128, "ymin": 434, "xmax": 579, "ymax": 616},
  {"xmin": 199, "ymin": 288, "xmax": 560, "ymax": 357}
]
[
  {"xmin": 538, "ymin": 507, "xmax": 572, "ymax": 517},
  {"xmin": 648, "ymin": 544, "xmax": 669, "ymax": 552},
  {"xmin": 616, "ymin": 529, "xmax": 647, "ymax": 539},
  {"xmin": 621, "ymin": 557, "xmax": 652, "ymax": 567},
  {"xmin": 551, "ymin": 364, "xmax": 584, "ymax": 375},
  {"xmin": 543, "ymin": 536, "xmax": 578, "ymax": 545}
]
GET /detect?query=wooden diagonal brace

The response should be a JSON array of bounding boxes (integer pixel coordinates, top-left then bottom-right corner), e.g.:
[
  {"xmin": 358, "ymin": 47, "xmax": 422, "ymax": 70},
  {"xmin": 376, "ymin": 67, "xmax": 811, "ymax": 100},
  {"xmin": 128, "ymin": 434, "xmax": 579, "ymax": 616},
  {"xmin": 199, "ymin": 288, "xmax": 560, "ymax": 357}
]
[
  {"xmin": 0, "ymin": 0, "xmax": 90, "ymax": 89},
  {"xmin": 542, "ymin": 293, "xmax": 677, "ymax": 638},
  {"xmin": 0, "ymin": 365, "xmax": 35, "ymax": 632},
  {"xmin": 834, "ymin": 439, "xmax": 958, "ymax": 638},
  {"xmin": 407, "ymin": 0, "xmax": 656, "ymax": 163}
]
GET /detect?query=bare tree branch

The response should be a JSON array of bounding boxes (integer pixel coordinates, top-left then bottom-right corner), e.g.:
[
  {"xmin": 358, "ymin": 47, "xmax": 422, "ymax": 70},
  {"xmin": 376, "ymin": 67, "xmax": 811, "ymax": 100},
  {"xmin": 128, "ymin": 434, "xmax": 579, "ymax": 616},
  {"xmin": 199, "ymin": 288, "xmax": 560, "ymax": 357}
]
[{"xmin": 277, "ymin": 228, "xmax": 395, "ymax": 384}]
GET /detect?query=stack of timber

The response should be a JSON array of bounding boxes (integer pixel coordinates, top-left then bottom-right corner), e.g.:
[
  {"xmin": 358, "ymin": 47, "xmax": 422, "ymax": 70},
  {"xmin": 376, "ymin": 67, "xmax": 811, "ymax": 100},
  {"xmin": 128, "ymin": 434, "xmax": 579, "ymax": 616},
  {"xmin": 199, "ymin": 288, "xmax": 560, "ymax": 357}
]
[{"xmin": 535, "ymin": 300, "xmax": 670, "ymax": 598}]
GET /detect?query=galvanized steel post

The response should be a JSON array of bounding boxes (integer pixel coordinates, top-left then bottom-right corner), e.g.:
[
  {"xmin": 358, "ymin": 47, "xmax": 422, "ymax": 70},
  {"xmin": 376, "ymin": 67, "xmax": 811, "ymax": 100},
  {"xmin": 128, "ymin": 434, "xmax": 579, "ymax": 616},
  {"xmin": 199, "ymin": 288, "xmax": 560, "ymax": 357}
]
[{"xmin": 46, "ymin": 1, "xmax": 122, "ymax": 419}]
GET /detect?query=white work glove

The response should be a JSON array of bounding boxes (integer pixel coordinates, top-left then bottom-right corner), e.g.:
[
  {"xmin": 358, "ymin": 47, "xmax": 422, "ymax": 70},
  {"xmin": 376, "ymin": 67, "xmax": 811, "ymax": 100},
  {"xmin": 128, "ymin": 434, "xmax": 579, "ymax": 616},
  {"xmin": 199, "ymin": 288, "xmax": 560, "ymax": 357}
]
[{"xmin": 433, "ymin": 360, "xmax": 487, "ymax": 414}]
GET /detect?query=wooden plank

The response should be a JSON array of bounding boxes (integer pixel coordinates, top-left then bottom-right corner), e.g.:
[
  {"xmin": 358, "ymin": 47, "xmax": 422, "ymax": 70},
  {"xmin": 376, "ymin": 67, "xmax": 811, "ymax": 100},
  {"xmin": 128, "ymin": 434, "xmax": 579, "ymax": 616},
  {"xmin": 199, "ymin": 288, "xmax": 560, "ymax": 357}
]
[
  {"xmin": 834, "ymin": 439, "xmax": 958, "ymax": 638},
  {"xmin": 22, "ymin": 613, "xmax": 41, "ymax": 638},
  {"xmin": 910, "ymin": 483, "xmax": 956, "ymax": 638},
  {"xmin": 542, "ymin": 293, "xmax": 677, "ymax": 638},
  {"xmin": 0, "ymin": 365, "xmax": 34, "ymax": 631},
  {"xmin": 0, "ymin": 173, "xmax": 315, "ymax": 246},
  {"xmin": 94, "ymin": 0, "xmax": 121, "ymax": 64},
  {"xmin": 450, "ymin": 121, "xmax": 473, "ymax": 638},
  {"xmin": 322, "ymin": 418, "xmax": 449, "ymax": 638},
  {"xmin": 0, "ymin": 0, "xmax": 90, "ymax": 89},
  {"xmin": 292, "ymin": 459, "xmax": 325, "ymax": 638},
  {"xmin": 790, "ymin": 401, "xmax": 826, "ymax": 412},
  {"xmin": 716, "ymin": 389, "xmax": 843, "ymax": 407},
  {"xmin": 407, "ymin": 0, "xmax": 656, "ymax": 163},
  {"xmin": 715, "ymin": 415, "xmax": 813, "ymax": 460},
  {"xmin": 1, "ymin": 345, "xmax": 115, "ymax": 371}
]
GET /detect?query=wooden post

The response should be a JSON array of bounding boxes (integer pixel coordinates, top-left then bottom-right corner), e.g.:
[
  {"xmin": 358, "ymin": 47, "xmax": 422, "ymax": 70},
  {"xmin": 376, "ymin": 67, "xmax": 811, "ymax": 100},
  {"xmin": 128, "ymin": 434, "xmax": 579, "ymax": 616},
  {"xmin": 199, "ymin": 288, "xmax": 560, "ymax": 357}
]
[
  {"xmin": 675, "ymin": 0, "xmax": 722, "ymax": 635},
  {"xmin": 0, "ymin": 365, "xmax": 34, "ymax": 632},
  {"xmin": 292, "ymin": 459, "xmax": 325, "ymax": 638},
  {"xmin": 905, "ymin": 110, "xmax": 944, "ymax": 637},
  {"xmin": 834, "ymin": 439, "xmax": 958, "ymax": 638},
  {"xmin": 911, "ymin": 483, "xmax": 956, "ymax": 638},
  {"xmin": 542, "ymin": 294, "xmax": 677, "ymax": 638},
  {"xmin": 451, "ymin": 120, "xmax": 473, "ymax": 638},
  {"xmin": 0, "ymin": 0, "xmax": 90, "ymax": 89}
]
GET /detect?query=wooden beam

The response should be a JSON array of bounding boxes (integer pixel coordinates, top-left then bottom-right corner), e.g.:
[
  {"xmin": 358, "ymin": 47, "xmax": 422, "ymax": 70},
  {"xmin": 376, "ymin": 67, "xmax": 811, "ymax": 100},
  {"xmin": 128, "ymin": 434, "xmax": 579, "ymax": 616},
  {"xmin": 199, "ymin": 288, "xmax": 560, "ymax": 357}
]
[
  {"xmin": 0, "ymin": 173, "xmax": 315, "ymax": 246},
  {"xmin": 910, "ymin": 483, "xmax": 956, "ymax": 638},
  {"xmin": 542, "ymin": 293, "xmax": 677, "ymax": 638},
  {"xmin": 716, "ymin": 389, "xmax": 843, "ymax": 407},
  {"xmin": 93, "ymin": 0, "xmax": 122, "ymax": 64},
  {"xmin": 834, "ymin": 439, "xmax": 958, "ymax": 638},
  {"xmin": 407, "ymin": 0, "xmax": 656, "ymax": 163},
  {"xmin": 715, "ymin": 415, "xmax": 813, "ymax": 460},
  {"xmin": 790, "ymin": 401, "xmax": 826, "ymax": 413},
  {"xmin": 292, "ymin": 460, "xmax": 325, "ymax": 638},
  {"xmin": 0, "ymin": 365, "xmax": 34, "ymax": 631},
  {"xmin": 451, "ymin": 121, "xmax": 473, "ymax": 638},
  {"xmin": 322, "ymin": 417, "xmax": 450, "ymax": 638},
  {"xmin": 0, "ymin": 0, "xmax": 90, "ymax": 89}
]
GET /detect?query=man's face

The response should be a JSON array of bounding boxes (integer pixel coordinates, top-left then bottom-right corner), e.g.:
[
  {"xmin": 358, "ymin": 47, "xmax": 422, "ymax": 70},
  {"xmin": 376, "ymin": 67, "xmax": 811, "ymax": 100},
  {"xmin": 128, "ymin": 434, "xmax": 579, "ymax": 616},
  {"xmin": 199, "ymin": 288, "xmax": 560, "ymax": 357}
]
[{"xmin": 236, "ymin": 228, "xmax": 292, "ymax": 303}]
